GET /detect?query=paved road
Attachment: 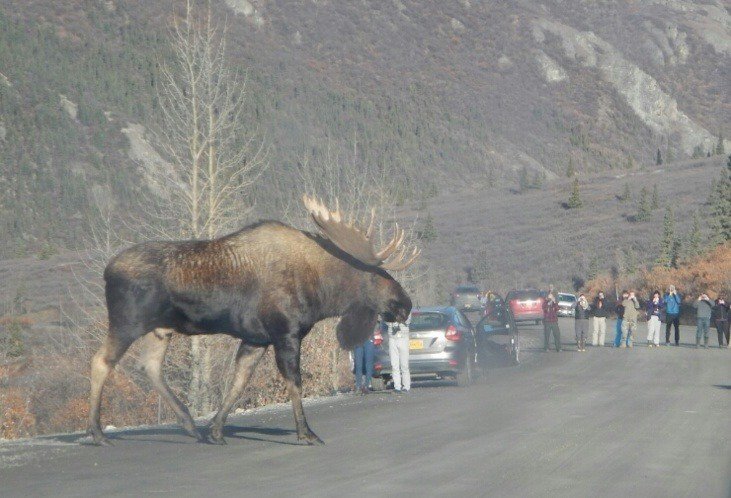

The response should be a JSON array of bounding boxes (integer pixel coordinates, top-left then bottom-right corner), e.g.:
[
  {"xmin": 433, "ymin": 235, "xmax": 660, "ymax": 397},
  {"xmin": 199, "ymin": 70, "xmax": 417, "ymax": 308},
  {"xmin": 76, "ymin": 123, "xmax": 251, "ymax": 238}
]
[{"xmin": 1, "ymin": 321, "xmax": 730, "ymax": 497}]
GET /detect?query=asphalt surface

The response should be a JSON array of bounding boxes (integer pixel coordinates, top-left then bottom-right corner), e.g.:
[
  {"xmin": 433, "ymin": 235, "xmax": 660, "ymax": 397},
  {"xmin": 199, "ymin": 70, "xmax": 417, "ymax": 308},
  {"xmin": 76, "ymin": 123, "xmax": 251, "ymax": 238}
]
[{"xmin": 1, "ymin": 320, "xmax": 730, "ymax": 497}]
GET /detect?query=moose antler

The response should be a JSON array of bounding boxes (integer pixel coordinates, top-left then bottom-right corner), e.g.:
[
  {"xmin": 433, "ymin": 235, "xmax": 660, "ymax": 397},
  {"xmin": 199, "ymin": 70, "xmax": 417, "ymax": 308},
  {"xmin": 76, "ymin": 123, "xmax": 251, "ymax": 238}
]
[{"xmin": 303, "ymin": 194, "xmax": 421, "ymax": 271}]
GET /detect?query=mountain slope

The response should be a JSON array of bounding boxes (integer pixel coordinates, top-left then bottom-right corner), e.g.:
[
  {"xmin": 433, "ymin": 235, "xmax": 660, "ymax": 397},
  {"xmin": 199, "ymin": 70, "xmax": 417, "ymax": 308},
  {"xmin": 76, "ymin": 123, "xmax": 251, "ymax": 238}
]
[{"xmin": 0, "ymin": 0, "xmax": 728, "ymax": 257}]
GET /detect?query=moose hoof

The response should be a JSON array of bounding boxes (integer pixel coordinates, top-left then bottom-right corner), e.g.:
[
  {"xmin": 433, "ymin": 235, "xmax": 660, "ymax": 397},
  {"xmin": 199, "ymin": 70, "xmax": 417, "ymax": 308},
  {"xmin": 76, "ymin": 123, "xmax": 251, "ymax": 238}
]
[
  {"xmin": 87, "ymin": 428, "xmax": 113, "ymax": 446},
  {"xmin": 299, "ymin": 431, "xmax": 325, "ymax": 446},
  {"xmin": 209, "ymin": 428, "xmax": 227, "ymax": 445}
]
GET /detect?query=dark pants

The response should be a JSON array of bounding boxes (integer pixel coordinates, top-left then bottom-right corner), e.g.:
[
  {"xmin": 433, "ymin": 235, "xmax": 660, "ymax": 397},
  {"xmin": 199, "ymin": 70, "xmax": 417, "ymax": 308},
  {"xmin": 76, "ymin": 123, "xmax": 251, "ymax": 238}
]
[
  {"xmin": 544, "ymin": 321, "xmax": 561, "ymax": 351},
  {"xmin": 353, "ymin": 339, "xmax": 375, "ymax": 389},
  {"xmin": 715, "ymin": 320, "xmax": 730, "ymax": 347},
  {"xmin": 696, "ymin": 318, "xmax": 711, "ymax": 346},
  {"xmin": 665, "ymin": 314, "xmax": 680, "ymax": 344},
  {"xmin": 574, "ymin": 319, "xmax": 589, "ymax": 348}
]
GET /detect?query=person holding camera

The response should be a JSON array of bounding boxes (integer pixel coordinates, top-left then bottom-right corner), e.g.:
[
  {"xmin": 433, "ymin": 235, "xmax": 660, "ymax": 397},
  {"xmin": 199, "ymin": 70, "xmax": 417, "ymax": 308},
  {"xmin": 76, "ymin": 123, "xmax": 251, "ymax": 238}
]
[
  {"xmin": 693, "ymin": 293, "xmax": 714, "ymax": 348},
  {"xmin": 645, "ymin": 290, "xmax": 665, "ymax": 348},
  {"xmin": 712, "ymin": 297, "xmax": 730, "ymax": 348},
  {"xmin": 614, "ymin": 290, "xmax": 629, "ymax": 347},
  {"xmin": 543, "ymin": 292, "xmax": 562, "ymax": 352},
  {"xmin": 574, "ymin": 294, "xmax": 591, "ymax": 351},
  {"xmin": 620, "ymin": 291, "xmax": 640, "ymax": 348},
  {"xmin": 591, "ymin": 291, "xmax": 609, "ymax": 346},
  {"xmin": 663, "ymin": 285, "xmax": 682, "ymax": 346},
  {"xmin": 386, "ymin": 314, "xmax": 411, "ymax": 394}
]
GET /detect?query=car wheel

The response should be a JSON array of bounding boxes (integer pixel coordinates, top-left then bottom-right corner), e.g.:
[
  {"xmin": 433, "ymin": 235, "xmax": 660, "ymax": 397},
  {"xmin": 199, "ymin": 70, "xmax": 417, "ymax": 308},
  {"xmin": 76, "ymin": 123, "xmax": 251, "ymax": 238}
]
[
  {"xmin": 456, "ymin": 356, "xmax": 474, "ymax": 387},
  {"xmin": 370, "ymin": 377, "xmax": 386, "ymax": 391}
]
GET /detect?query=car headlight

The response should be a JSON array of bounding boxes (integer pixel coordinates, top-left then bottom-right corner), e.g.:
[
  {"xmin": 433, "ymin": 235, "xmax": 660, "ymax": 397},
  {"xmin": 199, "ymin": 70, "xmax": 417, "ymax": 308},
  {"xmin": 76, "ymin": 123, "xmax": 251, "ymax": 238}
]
[{"xmin": 505, "ymin": 323, "xmax": 510, "ymax": 328}]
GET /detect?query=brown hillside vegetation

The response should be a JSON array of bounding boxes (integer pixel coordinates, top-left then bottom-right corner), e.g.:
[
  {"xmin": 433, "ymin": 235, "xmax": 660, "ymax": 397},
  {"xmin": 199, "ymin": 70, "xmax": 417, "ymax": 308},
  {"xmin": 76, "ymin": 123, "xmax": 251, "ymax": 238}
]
[{"xmin": 586, "ymin": 243, "xmax": 731, "ymax": 301}]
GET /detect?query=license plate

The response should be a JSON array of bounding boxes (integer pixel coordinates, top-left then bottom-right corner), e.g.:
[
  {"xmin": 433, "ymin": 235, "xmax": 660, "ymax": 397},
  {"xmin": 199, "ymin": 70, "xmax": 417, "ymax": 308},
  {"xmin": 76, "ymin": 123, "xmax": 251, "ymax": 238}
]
[{"xmin": 409, "ymin": 339, "xmax": 424, "ymax": 350}]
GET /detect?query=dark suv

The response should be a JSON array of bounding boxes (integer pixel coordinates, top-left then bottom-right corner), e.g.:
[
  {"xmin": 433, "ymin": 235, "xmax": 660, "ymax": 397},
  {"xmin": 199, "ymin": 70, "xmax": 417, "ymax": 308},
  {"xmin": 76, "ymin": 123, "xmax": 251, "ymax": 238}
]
[
  {"xmin": 373, "ymin": 306, "xmax": 477, "ymax": 388},
  {"xmin": 450, "ymin": 285, "xmax": 483, "ymax": 312}
]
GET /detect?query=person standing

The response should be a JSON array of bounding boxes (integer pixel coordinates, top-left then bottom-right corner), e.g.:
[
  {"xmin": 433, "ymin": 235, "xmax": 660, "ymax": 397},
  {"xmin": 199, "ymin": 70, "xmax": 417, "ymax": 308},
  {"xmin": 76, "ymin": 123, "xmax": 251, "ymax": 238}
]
[
  {"xmin": 386, "ymin": 314, "xmax": 411, "ymax": 393},
  {"xmin": 614, "ymin": 290, "xmax": 629, "ymax": 347},
  {"xmin": 712, "ymin": 297, "xmax": 730, "ymax": 348},
  {"xmin": 664, "ymin": 285, "xmax": 682, "ymax": 346},
  {"xmin": 592, "ymin": 291, "xmax": 609, "ymax": 346},
  {"xmin": 543, "ymin": 292, "xmax": 562, "ymax": 352},
  {"xmin": 353, "ymin": 328, "xmax": 376, "ymax": 394},
  {"xmin": 692, "ymin": 293, "xmax": 714, "ymax": 348},
  {"xmin": 645, "ymin": 290, "xmax": 665, "ymax": 348},
  {"xmin": 574, "ymin": 294, "xmax": 591, "ymax": 351},
  {"xmin": 621, "ymin": 291, "xmax": 640, "ymax": 348}
]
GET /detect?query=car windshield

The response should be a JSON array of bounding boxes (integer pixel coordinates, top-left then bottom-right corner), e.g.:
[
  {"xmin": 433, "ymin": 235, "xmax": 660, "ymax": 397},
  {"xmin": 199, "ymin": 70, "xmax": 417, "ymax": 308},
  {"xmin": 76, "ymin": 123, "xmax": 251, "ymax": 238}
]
[
  {"xmin": 558, "ymin": 294, "xmax": 576, "ymax": 303},
  {"xmin": 508, "ymin": 290, "xmax": 540, "ymax": 301},
  {"xmin": 409, "ymin": 312, "xmax": 448, "ymax": 331},
  {"xmin": 455, "ymin": 286, "xmax": 479, "ymax": 294}
]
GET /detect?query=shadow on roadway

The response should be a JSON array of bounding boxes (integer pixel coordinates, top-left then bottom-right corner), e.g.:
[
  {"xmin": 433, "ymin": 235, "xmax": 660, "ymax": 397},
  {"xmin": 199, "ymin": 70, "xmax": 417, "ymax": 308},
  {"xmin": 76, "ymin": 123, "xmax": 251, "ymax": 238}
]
[
  {"xmin": 713, "ymin": 385, "xmax": 731, "ymax": 390},
  {"xmin": 67, "ymin": 424, "xmax": 299, "ymax": 446}
]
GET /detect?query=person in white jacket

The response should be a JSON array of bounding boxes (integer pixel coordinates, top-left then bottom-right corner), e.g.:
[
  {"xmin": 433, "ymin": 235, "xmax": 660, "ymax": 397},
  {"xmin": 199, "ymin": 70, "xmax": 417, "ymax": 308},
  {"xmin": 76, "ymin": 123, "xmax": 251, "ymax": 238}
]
[{"xmin": 386, "ymin": 314, "xmax": 411, "ymax": 394}]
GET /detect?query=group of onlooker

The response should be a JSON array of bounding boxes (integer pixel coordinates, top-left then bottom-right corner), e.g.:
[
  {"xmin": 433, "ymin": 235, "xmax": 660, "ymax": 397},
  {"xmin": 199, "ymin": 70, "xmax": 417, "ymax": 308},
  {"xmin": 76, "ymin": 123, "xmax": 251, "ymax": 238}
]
[
  {"xmin": 543, "ymin": 285, "xmax": 731, "ymax": 351},
  {"xmin": 352, "ymin": 315, "xmax": 412, "ymax": 395}
]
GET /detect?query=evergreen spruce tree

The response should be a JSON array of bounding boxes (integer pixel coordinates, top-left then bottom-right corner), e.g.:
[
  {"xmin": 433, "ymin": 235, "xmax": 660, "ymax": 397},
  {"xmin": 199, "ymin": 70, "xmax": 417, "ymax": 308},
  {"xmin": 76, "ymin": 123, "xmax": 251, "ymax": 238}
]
[
  {"xmin": 626, "ymin": 247, "xmax": 638, "ymax": 275},
  {"xmin": 566, "ymin": 158, "xmax": 576, "ymax": 177},
  {"xmin": 636, "ymin": 187, "xmax": 651, "ymax": 221},
  {"xmin": 656, "ymin": 148, "xmax": 663, "ymax": 165},
  {"xmin": 567, "ymin": 177, "xmax": 582, "ymax": 208},
  {"xmin": 472, "ymin": 249, "xmax": 490, "ymax": 284},
  {"xmin": 418, "ymin": 213, "xmax": 438, "ymax": 242},
  {"xmin": 657, "ymin": 207, "xmax": 675, "ymax": 267},
  {"xmin": 518, "ymin": 166, "xmax": 529, "ymax": 192},
  {"xmin": 688, "ymin": 212, "xmax": 703, "ymax": 257},
  {"xmin": 707, "ymin": 159, "xmax": 731, "ymax": 243},
  {"xmin": 619, "ymin": 182, "xmax": 631, "ymax": 202},
  {"xmin": 715, "ymin": 134, "xmax": 725, "ymax": 156},
  {"xmin": 532, "ymin": 171, "xmax": 544, "ymax": 189},
  {"xmin": 651, "ymin": 184, "xmax": 659, "ymax": 209}
]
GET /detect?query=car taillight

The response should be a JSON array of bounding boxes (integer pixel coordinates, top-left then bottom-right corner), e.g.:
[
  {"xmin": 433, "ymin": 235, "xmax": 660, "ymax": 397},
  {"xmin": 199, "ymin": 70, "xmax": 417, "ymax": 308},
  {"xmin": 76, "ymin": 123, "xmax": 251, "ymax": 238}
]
[
  {"xmin": 373, "ymin": 331, "xmax": 383, "ymax": 346},
  {"xmin": 445, "ymin": 325, "xmax": 461, "ymax": 341},
  {"xmin": 374, "ymin": 363, "xmax": 382, "ymax": 371}
]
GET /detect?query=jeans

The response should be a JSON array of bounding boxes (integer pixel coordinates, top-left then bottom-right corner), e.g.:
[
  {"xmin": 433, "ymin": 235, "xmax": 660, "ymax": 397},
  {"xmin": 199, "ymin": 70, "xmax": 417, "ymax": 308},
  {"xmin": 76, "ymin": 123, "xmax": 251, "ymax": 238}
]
[
  {"xmin": 388, "ymin": 333, "xmax": 411, "ymax": 391},
  {"xmin": 716, "ymin": 320, "xmax": 730, "ymax": 347},
  {"xmin": 621, "ymin": 318, "xmax": 637, "ymax": 345},
  {"xmin": 544, "ymin": 321, "xmax": 561, "ymax": 351},
  {"xmin": 574, "ymin": 319, "xmax": 589, "ymax": 347},
  {"xmin": 646, "ymin": 316, "xmax": 661, "ymax": 345},
  {"xmin": 353, "ymin": 339, "xmax": 375, "ymax": 389},
  {"xmin": 614, "ymin": 319, "xmax": 625, "ymax": 347},
  {"xmin": 665, "ymin": 314, "xmax": 680, "ymax": 344},
  {"xmin": 696, "ymin": 317, "xmax": 711, "ymax": 345},
  {"xmin": 592, "ymin": 317, "xmax": 606, "ymax": 346}
]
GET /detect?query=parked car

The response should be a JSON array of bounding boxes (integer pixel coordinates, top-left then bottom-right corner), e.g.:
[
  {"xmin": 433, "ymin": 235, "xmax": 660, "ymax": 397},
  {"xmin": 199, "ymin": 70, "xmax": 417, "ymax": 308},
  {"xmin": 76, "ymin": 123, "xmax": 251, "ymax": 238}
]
[
  {"xmin": 450, "ymin": 285, "xmax": 483, "ymax": 312},
  {"xmin": 373, "ymin": 306, "xmax": 477, "ymax": 389},
  {"xmin": 475, "ymin": 303, "xmax": 519, "ymax": 364},
  {"xmin": 476, "ymin": 299, "xmax": 514, "ymax": 335},
  {"xmin": 506, "ymin": 289, "xmax": 544, "ymax": 324},
  {"xmin": 557, "ymin": 293, "xmax": 577, "ymax": 317}
]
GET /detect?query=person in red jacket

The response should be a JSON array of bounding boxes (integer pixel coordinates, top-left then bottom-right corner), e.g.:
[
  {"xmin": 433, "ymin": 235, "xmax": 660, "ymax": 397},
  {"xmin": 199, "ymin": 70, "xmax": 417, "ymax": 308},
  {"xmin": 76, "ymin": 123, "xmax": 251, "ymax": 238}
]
[{"xmin": 543, "ymin": 292, "xmax": 562, "ymax": 352}]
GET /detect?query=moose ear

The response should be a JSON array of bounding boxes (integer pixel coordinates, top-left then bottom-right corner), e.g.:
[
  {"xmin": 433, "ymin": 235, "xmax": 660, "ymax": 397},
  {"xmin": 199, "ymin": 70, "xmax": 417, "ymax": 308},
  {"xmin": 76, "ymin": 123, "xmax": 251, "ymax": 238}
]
[{"xmin": 336, "ymin": 303, "xmax": 377, "ymax": 350}]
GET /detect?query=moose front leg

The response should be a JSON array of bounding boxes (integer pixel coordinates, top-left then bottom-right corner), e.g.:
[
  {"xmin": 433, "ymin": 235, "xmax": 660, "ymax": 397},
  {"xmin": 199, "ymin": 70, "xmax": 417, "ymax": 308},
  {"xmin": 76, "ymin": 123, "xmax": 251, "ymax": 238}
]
[{"xmin": 273, "ymin": 338, "xmax": 324, "ymax": 445}]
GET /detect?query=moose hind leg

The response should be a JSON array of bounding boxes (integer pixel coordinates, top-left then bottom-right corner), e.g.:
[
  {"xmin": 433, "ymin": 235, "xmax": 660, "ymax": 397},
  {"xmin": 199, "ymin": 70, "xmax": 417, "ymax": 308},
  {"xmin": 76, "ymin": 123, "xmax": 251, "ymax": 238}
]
[
  {"xmin": 210, "ymin": 342, "xmax": 267, "ymax": 444},
  {"xmin": 274, "ymin": 338, "xmax": 324, "ymax": 445},
  {"xmin": 88, "ymin": 334, "xmax": 135, "ymax": 445},
  {"xmin": 137, "ymin": 329, "xmax": 204, "ymax": 442}
]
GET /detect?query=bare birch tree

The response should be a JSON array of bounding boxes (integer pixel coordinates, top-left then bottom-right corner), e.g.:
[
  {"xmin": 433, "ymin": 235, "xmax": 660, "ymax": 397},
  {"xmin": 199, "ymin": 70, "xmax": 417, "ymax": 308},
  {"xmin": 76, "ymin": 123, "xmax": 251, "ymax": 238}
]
[{"xmin": 145, "ymin": 0, "xmax": 266, "ymax": 415}]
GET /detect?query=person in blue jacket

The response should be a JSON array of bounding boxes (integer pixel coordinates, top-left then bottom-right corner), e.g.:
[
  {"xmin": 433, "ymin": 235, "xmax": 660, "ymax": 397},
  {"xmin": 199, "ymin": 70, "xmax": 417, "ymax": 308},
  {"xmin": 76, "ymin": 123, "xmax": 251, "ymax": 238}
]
[{"xmin": 664, "ymin": 285, "xmax": 682, "ymax": 346}]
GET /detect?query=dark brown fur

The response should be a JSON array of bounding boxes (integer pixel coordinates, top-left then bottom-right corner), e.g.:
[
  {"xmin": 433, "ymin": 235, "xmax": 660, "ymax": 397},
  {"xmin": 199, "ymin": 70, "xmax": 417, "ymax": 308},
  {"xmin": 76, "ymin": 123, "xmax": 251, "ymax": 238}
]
[{"xmin": 88, "ymin": 220, "xmax": 412, "ymax": 446}]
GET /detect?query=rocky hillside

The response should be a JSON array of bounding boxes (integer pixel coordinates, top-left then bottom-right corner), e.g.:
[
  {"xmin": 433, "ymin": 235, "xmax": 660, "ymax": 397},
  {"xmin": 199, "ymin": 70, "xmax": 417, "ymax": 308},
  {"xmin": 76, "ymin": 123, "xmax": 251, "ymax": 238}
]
[{"xmin": 0, "ymin": 0, "xmax": 729, "ymax": 257}]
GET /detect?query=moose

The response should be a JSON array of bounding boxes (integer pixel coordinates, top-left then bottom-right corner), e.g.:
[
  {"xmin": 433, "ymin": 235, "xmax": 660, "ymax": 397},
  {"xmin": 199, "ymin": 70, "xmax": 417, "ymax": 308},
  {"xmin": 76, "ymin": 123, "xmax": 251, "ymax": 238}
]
[{"xmin": 88, "ymin": 195, "xmax": 419, "ymax": 445}]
